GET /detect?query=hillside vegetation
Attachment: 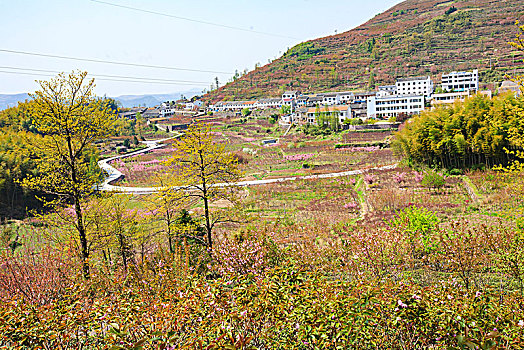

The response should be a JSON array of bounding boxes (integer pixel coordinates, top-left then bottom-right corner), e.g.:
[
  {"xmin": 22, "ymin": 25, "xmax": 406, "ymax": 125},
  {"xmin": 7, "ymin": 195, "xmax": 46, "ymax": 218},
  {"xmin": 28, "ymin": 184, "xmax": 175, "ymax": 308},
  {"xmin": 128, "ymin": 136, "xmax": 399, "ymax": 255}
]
[{"xmin": 205, "ymin": 0, "xmax": 524, "ymax": 102}]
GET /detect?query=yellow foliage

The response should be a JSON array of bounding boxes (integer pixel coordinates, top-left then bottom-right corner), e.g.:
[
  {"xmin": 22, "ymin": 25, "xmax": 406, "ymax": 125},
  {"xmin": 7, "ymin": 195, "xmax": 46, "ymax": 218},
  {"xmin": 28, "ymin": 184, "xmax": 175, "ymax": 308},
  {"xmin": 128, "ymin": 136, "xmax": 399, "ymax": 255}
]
[
  {"xmin": 19, "ymin": 71, "xmax": 116, "ymax": 278},
  {"xmin": 161, "ymin": 122, "xmax": 243, "ymax": 247}
]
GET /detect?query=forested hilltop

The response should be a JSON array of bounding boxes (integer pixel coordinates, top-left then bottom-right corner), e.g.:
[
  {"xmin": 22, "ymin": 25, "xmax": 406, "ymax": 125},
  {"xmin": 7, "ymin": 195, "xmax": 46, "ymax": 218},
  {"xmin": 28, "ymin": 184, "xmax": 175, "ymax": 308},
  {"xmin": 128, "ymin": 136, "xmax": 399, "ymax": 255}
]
[{"xmin": 204, "ymin": 0, "xmax": 524, "ymax": 103}]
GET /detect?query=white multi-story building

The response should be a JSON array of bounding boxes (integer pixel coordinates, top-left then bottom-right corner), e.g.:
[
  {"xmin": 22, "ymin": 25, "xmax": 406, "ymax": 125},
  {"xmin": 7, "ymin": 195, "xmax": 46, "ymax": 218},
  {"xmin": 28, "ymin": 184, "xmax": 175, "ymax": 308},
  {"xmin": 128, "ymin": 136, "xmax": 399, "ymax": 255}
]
[
  {"xmin": 395, "ymin": 76, "xmax": 433, "ymax": 97},
  {"xmin": 442, "ymin": 69, "xmax": 478, "ymax": 92},
  {"xmin": 367, "ymin": 94, "xmax": 425, "ymax": 119},
  {"xmin": 160, "ymin": 106, "xmax": 176, "ymax": 117}
]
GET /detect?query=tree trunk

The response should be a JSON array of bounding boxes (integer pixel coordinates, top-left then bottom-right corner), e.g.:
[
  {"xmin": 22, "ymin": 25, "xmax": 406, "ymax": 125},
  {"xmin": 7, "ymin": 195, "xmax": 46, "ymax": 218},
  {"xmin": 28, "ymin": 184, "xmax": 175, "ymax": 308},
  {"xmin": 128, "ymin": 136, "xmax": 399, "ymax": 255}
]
[
  {"xmin": 74, "ymin": 196, "xmax": 90, "ymax": 279},
  {"xmin": 203, "ymin": 194, "xmax": 212, "ymax": 248},
  {"xmin": 118, "ymin": 231, "xmax": 128, "ymax": 273},
  {"xmin": 67, "ymin": 133, "xmax": 90, "ymax": 279}
]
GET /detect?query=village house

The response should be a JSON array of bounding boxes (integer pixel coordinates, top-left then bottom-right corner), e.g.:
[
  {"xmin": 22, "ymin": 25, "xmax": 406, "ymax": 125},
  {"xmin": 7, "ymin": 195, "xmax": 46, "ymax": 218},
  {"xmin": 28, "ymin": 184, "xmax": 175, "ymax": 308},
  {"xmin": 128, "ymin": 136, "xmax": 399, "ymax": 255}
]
[
  {"xmin": 142, "ymin": 108, "xmax": 160, "ymax": 119},
  {"xmin": 378, "ymin": 85, "xmax": 397, "ymax": 95},
  {"xmin": 338, "ymin": 91, "xmax": 354, "ymax": 104},
  {"xmin": 282, "ymin": 91, "xmax": 301, "ymax": 108},
  {"xmin": 321, "ymin": 92, "xmax": 340, "ymax": 105},
  {"xmin": 430, "ymin": 90, "xmax": 492, "ymax": 108},
  {"xmin": 306, "ymin": 95, "xmax": 324, "ymax": 106},
  {"xmin": 297, "ymin": 105, "xmax": 352, "ymax": 125},
  {"xmin": 499, "ymin": 80, "xmax": 521, "ymax": 96},
  {"xmin": 295, "ymin": 96, "xmax": 310, "ymax": 107},
  {"xmin": 255, "ymin": 98, "xmax": 282, "ymax": 109}
]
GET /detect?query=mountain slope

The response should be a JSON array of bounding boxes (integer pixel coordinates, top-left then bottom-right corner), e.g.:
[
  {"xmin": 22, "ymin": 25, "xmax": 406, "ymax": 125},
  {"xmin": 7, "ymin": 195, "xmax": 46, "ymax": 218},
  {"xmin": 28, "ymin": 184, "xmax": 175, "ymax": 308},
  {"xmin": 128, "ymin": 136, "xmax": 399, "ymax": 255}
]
[
  {"xmin": 114, "ymin": 89, "xmax": 202, "ymax": 108},
  {"xmin": 0, "ymin": 93, "xmax": 30, "ymax": 110},
  {"xmin": 205, "ymin": 0, "xmax": 524, "ymax": 103}
]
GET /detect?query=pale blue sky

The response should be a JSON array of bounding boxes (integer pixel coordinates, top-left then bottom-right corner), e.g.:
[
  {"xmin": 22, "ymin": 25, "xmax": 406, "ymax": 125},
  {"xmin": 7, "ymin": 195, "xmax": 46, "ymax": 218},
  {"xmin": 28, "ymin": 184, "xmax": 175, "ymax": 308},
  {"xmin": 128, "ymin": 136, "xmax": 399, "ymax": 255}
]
[{"xmin": 0, "ymin": 0, "xmax": 401, "ymax": 96}]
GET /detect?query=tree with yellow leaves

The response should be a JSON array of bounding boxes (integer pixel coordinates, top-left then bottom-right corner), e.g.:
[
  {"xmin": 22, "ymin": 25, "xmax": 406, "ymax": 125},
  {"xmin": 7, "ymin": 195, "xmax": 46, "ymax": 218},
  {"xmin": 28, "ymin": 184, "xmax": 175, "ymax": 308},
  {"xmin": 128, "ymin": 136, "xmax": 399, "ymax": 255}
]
[
  {"xmin": 161, "ymin": 122, "xmax": 242, "ymax": 248},
  {"xmin": 509, "ymin": 20, "xmax": 524, "ymax": 94},
  {"xmin": 21, "ymin": 71, "xmax": 115, "ymax": 278}
]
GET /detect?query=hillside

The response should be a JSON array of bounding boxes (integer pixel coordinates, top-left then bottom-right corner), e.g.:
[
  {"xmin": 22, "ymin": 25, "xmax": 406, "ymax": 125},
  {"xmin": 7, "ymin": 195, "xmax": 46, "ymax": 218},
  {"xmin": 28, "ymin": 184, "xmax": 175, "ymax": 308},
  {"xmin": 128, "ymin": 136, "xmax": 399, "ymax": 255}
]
[
  {"xmin": 0, "ymin": 93, "xmax": 30, "ymax": 110},
  {"xmin": 204, "ymin": 0, "xmax": 524, "ymax": 103}
]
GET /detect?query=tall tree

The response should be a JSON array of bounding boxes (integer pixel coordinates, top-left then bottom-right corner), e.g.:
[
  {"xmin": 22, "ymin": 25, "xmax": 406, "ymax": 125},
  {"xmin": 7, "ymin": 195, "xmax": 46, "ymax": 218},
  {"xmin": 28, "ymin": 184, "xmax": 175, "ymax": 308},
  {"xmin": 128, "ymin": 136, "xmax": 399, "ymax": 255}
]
[
  {"xmin": 21, "ymin": 71, "xmax": 115, "ymax": 278},
  {"xmin": 162, "ymin": 122, "xmax": 242, "ymax": 248}
]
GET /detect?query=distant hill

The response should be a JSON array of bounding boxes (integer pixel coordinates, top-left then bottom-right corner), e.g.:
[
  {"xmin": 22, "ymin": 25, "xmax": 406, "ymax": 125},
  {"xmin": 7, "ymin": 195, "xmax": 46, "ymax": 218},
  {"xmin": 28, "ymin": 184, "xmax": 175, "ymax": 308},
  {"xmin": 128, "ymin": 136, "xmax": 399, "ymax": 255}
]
[
  {"xmin": 0, "ymin": 93, "xmax": 30, "ymax": 110},
  {"xmin": 0, "ymin": 89, "xmax": 203, "ymax": 111},
  {"xmin": 114, "ymin": 89, "xmax": 202, "ymax": 108},
  {"xmin": 204, "ymin": 0, "xmax": 524, "ymax": 103}
]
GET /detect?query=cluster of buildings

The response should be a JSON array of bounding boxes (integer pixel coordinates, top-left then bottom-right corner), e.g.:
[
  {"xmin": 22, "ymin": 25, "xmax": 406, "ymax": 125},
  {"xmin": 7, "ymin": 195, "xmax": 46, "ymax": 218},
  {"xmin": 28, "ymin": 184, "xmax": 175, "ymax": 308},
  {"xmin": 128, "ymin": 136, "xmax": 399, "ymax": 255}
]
[
  {"xmin": 120, "ymin": 69, "xmax": 520, "ymax": 126},
  {"xmin": 209, "ymin": 69, "xmax": 514, "ymax": 126}
]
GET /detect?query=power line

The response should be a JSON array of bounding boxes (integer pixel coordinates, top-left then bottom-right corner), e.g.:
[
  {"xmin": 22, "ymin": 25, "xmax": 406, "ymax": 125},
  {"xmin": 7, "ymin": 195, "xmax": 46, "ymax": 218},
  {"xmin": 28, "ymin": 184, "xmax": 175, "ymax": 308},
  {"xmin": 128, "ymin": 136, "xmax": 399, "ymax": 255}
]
[
  {"xmin": 0, "ymin": 70, "xmax": 210, "ymax": 86},
  {"xmin": 89, "ymin": 0, "xmax": 298, "ymax": 40},
  {"xmin": 0, "ymin": 48, "xmax": 233, "ymax": 74},
  {"xmin": 0, "ymin": 66, "xmax": 211, "ymax": 84}
]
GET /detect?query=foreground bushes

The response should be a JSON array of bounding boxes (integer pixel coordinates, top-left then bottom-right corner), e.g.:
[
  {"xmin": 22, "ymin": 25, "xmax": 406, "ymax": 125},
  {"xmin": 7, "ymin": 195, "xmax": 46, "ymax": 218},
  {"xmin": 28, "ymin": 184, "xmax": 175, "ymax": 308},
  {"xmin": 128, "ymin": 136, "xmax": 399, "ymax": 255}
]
[
  {"xmin": 1, "ymin": 263, "xmax": 524, "ymax": 349},
  {"xmin": 2, "ymin": 202, "xmax": 524, "ymax": 348},
  {"xmin": 2, "ymin": 221, "xmax": 524, "ymax": 350}
]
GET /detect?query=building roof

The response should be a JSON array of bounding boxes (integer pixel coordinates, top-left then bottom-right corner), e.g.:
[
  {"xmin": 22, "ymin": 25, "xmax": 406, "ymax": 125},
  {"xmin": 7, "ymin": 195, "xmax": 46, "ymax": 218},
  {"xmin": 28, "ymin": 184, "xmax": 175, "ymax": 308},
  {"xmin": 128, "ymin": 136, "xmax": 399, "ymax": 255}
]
[
  {"xmin": 442, "ymin": 69, "xmax": 478, "ymax": 76},
  {"xmin": 353, "ymin": 91, "xmax": 376, "ymax": 96},
  {"xmin": 374, "ymin": 94, "xmax": 424, "ymax": 100},
  {"xmin": 396, "ymin": 76, "xmax": 431, "ymax": 82},
  {"xmin": 283, "ymin": 90, "xmax": 300, "ymax": 95},
  {"xmin": 500, "ymin": 80, "xmax": 519, "ymax": 88},
  {"xmin": 431, "ymin": 91, "xmax": 469, "ymax": 98}
]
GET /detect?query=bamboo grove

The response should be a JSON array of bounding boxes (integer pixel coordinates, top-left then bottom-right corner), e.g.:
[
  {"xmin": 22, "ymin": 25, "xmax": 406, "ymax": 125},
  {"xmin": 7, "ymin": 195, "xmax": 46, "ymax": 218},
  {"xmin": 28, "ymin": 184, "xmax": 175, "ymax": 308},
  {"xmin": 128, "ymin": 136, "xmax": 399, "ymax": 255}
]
[{"xmin": 393, "ymin": 93, "xmax": 524, "ymax": 169}]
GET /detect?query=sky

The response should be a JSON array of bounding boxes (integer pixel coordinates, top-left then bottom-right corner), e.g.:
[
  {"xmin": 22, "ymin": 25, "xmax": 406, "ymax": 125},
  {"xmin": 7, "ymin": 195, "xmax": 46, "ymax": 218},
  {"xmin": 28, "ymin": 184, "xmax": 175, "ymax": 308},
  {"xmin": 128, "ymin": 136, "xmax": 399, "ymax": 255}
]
[{"xmin": 0, "ymin": 0, "xmax": 401, "ymax": 97}]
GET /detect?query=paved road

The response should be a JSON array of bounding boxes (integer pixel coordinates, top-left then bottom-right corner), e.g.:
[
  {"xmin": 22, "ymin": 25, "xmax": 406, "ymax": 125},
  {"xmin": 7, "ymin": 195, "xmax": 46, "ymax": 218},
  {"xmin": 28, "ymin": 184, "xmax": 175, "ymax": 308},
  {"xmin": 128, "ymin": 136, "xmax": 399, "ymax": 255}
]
[
  {"xmin": 97, "ymin": 128, "xmax": 397, "ymax": 195},
  {"xmin": 99, "ymin": 153, "xmax": 397, "ymax": 194},
  {"xmin": 97, "ymin": 138, "xmax": 173, "ymax": 192}
]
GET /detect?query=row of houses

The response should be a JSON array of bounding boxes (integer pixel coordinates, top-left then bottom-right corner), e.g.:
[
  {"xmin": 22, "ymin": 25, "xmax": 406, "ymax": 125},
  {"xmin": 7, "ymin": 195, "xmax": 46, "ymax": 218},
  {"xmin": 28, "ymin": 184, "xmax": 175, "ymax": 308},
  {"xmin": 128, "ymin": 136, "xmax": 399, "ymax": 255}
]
[
  {"xmin": 118, "ymin": 107, "xmax": 162, "ymax": 119},
  {"xmin": 210, "ymin": 91, "xmax": 374, "ymax": 112}
]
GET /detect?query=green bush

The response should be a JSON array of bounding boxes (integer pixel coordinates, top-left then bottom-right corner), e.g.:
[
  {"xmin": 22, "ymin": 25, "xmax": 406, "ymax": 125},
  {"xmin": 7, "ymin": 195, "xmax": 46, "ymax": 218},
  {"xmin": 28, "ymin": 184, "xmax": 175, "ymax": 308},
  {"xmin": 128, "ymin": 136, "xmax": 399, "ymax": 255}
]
[
  {"xmin": 390, "ymin": 206, "xmax": 440, "ymax": 256},
  {"xmin": 421, "ymin": 169, "xmax": 446, "ymax": 191}
]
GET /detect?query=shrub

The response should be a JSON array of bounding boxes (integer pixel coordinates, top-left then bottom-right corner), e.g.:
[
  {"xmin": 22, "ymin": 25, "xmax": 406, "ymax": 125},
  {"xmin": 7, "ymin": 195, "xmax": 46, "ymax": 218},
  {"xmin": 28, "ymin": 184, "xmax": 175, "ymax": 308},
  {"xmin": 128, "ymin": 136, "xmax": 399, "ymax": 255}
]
[
  {"xmin": 421, "ymin": 169, "xmax": 446, "ymax": 192},
  {"xmin": 232, "ymin": 152, "xmax": 249, "ymax": 164},
  {"xmin": 393, "ymin": 172, "xmax": 405, "ymax": 185},
  {"xmin": 389, "ymin": 206, "xmax": 440, "ymax": 259},
  {"xmin": 364, "ymin": 173, "xmax": 377, "ymax": 185},
  {"xmin": 448, "ymin": 168, "xmax": 463, "ymax": 176}
]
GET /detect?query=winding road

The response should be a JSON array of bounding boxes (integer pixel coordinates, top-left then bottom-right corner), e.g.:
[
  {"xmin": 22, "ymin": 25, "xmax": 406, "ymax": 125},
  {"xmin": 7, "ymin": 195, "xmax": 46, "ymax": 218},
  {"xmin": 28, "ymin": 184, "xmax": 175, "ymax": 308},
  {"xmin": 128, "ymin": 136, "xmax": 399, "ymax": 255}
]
[
  {"xmin": 97, "ymin": 136, "xmax": 397, "ymax": 194},
  {"xmin": 97, "ymin": 138, "xmax": 172, "ymax": 194}
]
